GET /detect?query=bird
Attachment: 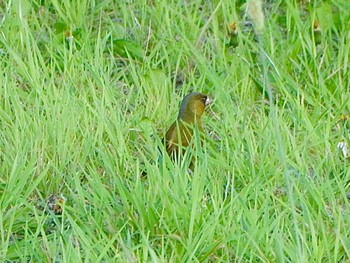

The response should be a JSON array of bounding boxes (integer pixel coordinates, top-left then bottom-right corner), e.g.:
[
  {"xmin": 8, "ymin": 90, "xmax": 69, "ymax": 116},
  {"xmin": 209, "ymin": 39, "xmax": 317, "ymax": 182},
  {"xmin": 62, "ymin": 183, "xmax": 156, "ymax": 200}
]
[{"xmin": 164, "ymin": 92, "xmax": 212, "ymax": 165}]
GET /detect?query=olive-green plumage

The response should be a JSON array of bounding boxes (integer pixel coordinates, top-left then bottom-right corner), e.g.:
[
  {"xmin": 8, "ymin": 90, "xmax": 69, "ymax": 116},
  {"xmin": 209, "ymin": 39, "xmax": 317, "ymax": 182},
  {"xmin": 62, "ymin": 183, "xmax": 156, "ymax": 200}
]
[{"xmin": 165, "ymin": 92, "xmax": 211, "ymax": 158}]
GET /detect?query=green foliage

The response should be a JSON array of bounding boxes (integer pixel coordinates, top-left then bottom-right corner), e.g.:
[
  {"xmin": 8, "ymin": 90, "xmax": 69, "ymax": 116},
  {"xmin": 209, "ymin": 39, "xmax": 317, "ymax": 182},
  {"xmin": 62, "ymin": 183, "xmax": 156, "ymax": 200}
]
[
  {"xmin": 112, "ymin": 39, "xmax": 144, "ymax": 60},
  {"xmin": 0, "ymin": 0, "xmax": 350, "ymax": 261}
]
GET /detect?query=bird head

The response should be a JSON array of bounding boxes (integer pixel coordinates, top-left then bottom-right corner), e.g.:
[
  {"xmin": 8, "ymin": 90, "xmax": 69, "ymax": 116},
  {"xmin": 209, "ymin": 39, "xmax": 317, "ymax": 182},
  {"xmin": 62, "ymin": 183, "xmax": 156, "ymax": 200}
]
[{"xmin": 178, "ymin": 92, "xmax": 212, "ymax": 123}]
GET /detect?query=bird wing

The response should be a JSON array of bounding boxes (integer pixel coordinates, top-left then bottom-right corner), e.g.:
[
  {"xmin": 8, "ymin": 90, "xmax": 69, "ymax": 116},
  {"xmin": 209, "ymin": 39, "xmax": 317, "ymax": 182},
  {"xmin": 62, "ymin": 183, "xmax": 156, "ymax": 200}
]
[{"xmin": 165, "ymin": 122, "xmax": 178, "ymax": 154}]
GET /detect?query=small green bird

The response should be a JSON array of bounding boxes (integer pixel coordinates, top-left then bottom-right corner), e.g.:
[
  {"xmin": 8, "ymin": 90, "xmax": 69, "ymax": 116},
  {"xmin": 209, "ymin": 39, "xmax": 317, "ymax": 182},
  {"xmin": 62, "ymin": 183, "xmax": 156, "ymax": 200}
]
[{"xmin": 165, "ymin": 92, "xmax": 212, "ymax": 164}]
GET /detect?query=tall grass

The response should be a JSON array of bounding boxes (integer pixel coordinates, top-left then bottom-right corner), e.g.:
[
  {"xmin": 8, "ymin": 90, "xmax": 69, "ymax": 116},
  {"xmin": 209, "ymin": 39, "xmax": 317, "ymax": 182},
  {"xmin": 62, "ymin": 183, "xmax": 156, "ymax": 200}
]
[{"xmin": 0, "ymin": 0, "xmax": 349, "ymax": 261}]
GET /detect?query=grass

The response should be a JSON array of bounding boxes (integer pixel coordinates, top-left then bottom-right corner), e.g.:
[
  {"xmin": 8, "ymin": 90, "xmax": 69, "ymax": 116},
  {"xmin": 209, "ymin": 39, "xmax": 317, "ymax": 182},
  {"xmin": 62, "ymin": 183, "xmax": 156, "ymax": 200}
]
[{"xmin": 0, "ymin": 0, "xmax": 350, "ymax": 261}]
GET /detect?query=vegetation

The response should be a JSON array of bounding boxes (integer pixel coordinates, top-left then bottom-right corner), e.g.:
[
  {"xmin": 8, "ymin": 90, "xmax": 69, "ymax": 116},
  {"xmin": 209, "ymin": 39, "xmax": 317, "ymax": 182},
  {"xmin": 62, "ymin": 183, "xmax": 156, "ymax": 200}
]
[{"xmin": 0, "ymin": 0, "xmax": 349, "ymax": 261}]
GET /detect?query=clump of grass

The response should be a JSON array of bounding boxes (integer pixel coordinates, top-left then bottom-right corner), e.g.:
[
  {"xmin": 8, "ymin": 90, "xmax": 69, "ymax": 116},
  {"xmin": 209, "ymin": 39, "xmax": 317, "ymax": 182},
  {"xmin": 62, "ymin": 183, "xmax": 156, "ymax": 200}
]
[{"xmin": 0, "ymin": 0, "xmax": 349, "ymax": 261}]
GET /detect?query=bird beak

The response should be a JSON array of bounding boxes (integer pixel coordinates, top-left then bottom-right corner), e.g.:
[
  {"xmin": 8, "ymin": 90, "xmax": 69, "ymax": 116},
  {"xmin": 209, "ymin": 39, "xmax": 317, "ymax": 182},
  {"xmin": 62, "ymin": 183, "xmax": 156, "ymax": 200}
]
[{"xmin": 205, "ymin": 96, "xmax": 213, "ymax": 106}]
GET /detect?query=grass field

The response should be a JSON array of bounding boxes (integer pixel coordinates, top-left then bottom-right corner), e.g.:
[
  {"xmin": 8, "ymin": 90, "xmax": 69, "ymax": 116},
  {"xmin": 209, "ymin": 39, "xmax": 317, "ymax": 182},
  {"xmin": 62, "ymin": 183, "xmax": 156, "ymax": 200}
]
[{"xmin": 1, "ymin": 0, "xmax": 350, "ymax": 262}]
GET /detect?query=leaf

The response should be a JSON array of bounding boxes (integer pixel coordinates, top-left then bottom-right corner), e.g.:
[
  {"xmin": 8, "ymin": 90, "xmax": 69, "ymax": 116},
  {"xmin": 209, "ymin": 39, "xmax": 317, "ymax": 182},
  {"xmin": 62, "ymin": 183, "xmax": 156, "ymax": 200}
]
[
  {"xmin": 54, "ymin": 21, "xmax": 68, "ymax": 35},
  {"xmin": 112, "ymin": 39, "xmax": 144, "ymax": 60},
  {"xmin": 316, "ymin": 3, "xmax": 334, "ymax": 31}
]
